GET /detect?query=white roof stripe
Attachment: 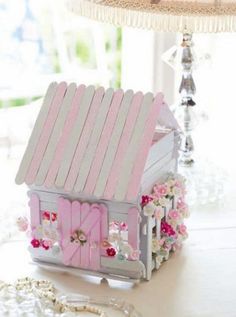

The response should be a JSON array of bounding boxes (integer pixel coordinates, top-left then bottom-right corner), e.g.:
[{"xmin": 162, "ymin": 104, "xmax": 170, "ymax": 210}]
[
  {"xmin": 103, "ymin": 91, "xmax": 144, "ymax": 200},
  {"xmin": 83, "ymin": 89, "xmax": 124, "ymax": 195},
  {"xmin": 74, "ymin": 88, "xmax": 114, "ymax": 192},
  {"xmin": 15, "ymin": 82, "xmax": 58, "ymax": 185},
  {"xmin": 93, "ymin": 89, "xmax": 134, "ymax": 198},
  {"xmin": 55, "ymin": 85, "xmax": 95, "ymax": 188},
  {"xmin": 114, "ymin": 92, "xmax": 154, "ymax": 201},
  {"xmin": 35, "ymin": 83, "xmax": 77, "ymax": 186}
]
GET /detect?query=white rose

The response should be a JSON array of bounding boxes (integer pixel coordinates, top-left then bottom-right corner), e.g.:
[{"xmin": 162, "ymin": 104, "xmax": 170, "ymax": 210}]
[
  {"xmin": 152, "ymin": 239, "xmax": 161, "ymax": 253},
  {"xmin": 143, "ymin": 202, "xmax": 156, "ymax": 217},
  {"xmin": 159, "ymin": 197, "xmax": 170, "ymax": 207}
]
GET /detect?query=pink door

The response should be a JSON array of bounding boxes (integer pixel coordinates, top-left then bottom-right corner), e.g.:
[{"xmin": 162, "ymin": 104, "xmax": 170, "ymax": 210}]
[{"xmin": 57, "ymin": 197, "xmax": 108, "ymax": 270}]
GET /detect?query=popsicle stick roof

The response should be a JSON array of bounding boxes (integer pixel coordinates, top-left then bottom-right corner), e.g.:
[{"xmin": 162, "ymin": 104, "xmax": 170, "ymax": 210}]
[{"xmin": 16, "ymin": 82, "xmax": 178, "ymax": 202}]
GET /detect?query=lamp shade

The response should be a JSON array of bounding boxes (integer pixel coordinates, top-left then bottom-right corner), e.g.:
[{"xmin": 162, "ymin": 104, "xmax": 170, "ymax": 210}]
[{"xmin": 68, "ymin": 0, "xmax": 236, "ymax": 32}]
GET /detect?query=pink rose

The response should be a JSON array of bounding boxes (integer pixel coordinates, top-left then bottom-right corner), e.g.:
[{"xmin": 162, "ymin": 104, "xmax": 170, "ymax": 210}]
[
  {"xmin": 168, "ymin": 209, "xmax": 180, "ymax": 220},
  {"xmin": 178, "ymin": 224, "xmax": 187, "ymax": 235},
  {"xmin": 153, "ymin": 184, "xmax": 168, "ymax": 198},
  {"xmin": 42, "ymin": 239, "xmax": 53, "ymax": 250}
]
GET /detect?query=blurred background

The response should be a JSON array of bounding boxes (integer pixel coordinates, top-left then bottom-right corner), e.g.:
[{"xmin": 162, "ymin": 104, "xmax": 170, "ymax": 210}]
[{"xmin": 0, "ymin": 0, "xmax": 236, "ymax": 242}]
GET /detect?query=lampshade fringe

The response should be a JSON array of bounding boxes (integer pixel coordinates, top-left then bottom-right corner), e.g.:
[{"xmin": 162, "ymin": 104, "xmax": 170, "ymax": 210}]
[{"xmin": 67, "ymin": 0, "xmax": 236, "ymax": 33}]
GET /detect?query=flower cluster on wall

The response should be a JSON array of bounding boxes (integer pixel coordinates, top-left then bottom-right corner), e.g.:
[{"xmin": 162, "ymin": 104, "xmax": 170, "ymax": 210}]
[{"xmin": 141, "ymin": 173, "xmax": 189, "ymax": 268}]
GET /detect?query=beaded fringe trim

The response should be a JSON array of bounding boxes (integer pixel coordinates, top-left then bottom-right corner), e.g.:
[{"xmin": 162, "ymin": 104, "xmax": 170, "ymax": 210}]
[{"xmin": 67, "ymin": 0, "xmax": 236, "ymax": 33}]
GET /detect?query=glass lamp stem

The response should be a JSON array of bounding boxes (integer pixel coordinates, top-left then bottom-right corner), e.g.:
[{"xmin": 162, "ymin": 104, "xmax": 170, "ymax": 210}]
[{"xmin": 179, "ymin": 32, "xmax": 196, "ymax": 166}]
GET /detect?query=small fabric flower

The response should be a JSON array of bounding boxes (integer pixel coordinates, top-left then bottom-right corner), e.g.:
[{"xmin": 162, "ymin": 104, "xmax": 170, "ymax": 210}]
[
  {"xmin": 42, "ymin": 239, "xmax": 53, "ymax": 250},
  {"xmin": 130, "ymin": 250, "xmax": 140, "ymax": 261},
  {"xmin": 158, "ymin": 197, "xmax": 170, "ymax": 208},
  {"xmin": 171, "ymin": 186, "xmax": 183, "ymax": 196},
  {"xmin": 78, "ymin": 233, "xmax": 86, "ymax": 242},
  {"xmin": 161, "ymin": 221, "xmax": 176, "ymax": 237},
  {"xmin": 153, "ymin": 184, "xmax": 168, "ymax": 198},
  {"xmin": 178, "ymin": 224, "xmax": 187, "ymax": 235},
  {"xmin": 154, "ymin": 206, "xmax": 164, "ymax": 221},
  {"xmin": 70, "ymin": 229, "xmax": 87, "ymax": 245},
  {"xmin": 31, "ymin": 238, "xmax": 40, "ymax": 248},
  {"xmin": 143, "ymin": 201, "xmax": 157, "ymax": 217},
  {"xmin": 43, "ymin": 227, "xmax": 59, "ymax": 242},
  {"xmin": 33, "ymin": 225, "xmax": 43, "ymax": 239},
  {"xmin": 42, "ymin": 211, "xmax": 50, "ymax": 221},
  {"xmin": 119, "ymin": 222, "xmax": 128, "ymax": 231},
  {"xmin": 16, "ymin": 216, "xmax": 28, "ymax": 232},
  {"xmin": 152, "ymin": 239, "xmax": 161, "ymax": 253},
  {"xmin": 168, "ymin": 209, "xmax": 180, "ymax": 220},
  {"xmin": 106, "ymin": 247, "xmax": 116, "ymax": 257},
  {"xmin": 141, "ymin": 195, "xmax": 153, "ymax": 207},
  {"xmin": 51, "ymin": 212, "xmax": 57, "ymax": 222}
]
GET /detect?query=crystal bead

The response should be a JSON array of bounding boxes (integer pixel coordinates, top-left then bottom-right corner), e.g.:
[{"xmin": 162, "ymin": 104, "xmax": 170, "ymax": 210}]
[
  {"xmin": 122, "ymin": 303, "xmax": 135, "ymax": 316},
  {"xmin": 111, "ymin": 297, "xmax": 125, "ymax": 309}
]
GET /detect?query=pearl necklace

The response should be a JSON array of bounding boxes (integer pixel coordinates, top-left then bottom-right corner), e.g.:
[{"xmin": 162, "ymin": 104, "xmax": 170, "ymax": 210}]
[{"xmin": 0, "ymin": 277, "xmax": 142, "ymax": 316}]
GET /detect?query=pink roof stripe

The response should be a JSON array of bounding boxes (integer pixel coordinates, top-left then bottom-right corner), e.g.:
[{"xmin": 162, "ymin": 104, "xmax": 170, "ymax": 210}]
[
  {"xmin": 126, "ymin": 93, "xmax": 164, "ymax": 201},
  {"xmin": 25, "ymin": 82, "xmax": 67, "ymax": 185},
  {"xmin": 44, "ymin": 84, "xmax": 85, "ymax": 188},
  {"xmin": 83, "ymin": 89, "xmax": 124, "ymax": 195},
  {"xmin": 64, "ymin": 87, "xmax": 105, "ymax": 192},
  {"xmin": 103, "ymin": 91, "xmax": 143, "ymax": 200}
]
